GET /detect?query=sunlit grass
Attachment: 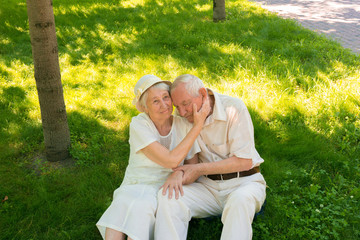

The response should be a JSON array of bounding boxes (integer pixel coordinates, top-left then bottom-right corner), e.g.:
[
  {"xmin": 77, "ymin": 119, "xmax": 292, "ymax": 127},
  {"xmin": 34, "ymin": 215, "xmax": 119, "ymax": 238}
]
[
  {"xmin": 120, "ymin": 0, "xmax": 147, "ymax": 8},
  {"xmin": 0, "ymin": 0, "xmax": 359, "ymax": 239}
]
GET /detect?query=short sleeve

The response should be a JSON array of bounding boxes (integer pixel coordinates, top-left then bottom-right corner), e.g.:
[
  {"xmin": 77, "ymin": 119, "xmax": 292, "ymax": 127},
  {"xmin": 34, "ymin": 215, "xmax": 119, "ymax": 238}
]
[
  {"xmin": 186, "ymin": 138, "xmax": 201, "ymax": 160},
  {"xmin": 173, "ymin": 116, "xmax": 201, "ymax": 160},
  {"xmin": 129, "ymin": 115, "xmax": 158, "ymax": 153},
  {"xmin": 227, "ymin": 103, "xmax": 256, "ymax": 159}
]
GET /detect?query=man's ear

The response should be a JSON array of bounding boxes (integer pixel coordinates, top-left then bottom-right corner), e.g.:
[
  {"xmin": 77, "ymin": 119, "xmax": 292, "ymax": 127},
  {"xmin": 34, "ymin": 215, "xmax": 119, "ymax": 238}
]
[{"xmin": 198, "ymin": 87, "xmax": 207, "ymax": 98}]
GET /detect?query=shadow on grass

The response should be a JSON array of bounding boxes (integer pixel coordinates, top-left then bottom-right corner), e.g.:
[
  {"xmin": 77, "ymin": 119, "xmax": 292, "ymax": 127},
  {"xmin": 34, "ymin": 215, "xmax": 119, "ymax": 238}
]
[
  {"xmin": 67, "ymin": 110, "xmax": 131, "ymax": 167},
  {"xmin": 0, "ymin": 107, "xmax": 133, "ymax": 239},
  {"xmin": 2, "ymin": 1, "xmax": 359, "ymax": 88},
  {"xmin": 251, "ymin": 108, "xmax": 355, "ymax": 181},
  {"xmin": 0, "ymin": 86, "xmax": 42, "ymax": 159},
  {"xmin": 1, "ymin": 0, "xmax": 359, "ymax": 238},
  {"xmin": 0, "ymin": 1, "xmax": 32, "ymax": 66},
  {"xmin": 59, "ymin": 0, "xmax": 359, "ymax": 85},
  {"xmin": 49, "ymin": 0, "xmax": 359, "ymax": 87}
]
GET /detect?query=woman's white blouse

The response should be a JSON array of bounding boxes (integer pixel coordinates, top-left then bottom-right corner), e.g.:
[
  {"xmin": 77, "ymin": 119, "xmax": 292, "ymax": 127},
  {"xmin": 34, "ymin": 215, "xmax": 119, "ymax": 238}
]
[{"xmin": 121, "ymin": 113, "xmax": 200, "ymax": 187}]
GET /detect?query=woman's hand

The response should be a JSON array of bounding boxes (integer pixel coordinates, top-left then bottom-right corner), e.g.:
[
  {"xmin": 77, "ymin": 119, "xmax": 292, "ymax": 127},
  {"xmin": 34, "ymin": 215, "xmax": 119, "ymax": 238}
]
[
  {"xmin": 192, "ymin": 94, "xmax": 211, "ymax": 127},
  {"xmin": 160, "ymin": 170, "xmax": 184, "ymax": 199}
]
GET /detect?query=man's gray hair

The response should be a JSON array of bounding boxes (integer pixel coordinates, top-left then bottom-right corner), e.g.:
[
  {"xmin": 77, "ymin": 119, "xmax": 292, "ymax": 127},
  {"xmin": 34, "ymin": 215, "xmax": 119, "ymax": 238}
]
[
  {"xmin": 171, "ymin": 74, "xmax": 205, "ymax": 97},
  {"xmin": 139, "ymin": 82, "xmax": 170, "ymax": 111}
]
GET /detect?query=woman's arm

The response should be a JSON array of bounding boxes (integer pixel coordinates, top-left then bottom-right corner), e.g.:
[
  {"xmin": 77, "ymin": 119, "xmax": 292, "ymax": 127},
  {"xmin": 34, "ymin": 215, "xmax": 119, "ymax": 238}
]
[
  {"xmin": 175, "ymin": 156, "xmax": 253, "ymax": 185},
  {"xmin": 161, "ymin": 154, "xmax": 199, "ymax": 199},
  {"xmin": 142, "ymin": 97, "xmax": 210, "ymax": 169}
]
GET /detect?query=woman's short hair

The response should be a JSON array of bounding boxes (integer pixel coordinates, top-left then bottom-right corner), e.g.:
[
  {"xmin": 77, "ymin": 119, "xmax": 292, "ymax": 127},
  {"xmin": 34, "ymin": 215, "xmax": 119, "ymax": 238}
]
[
  {"xmin": 171, "ymin": 74, "xmax": 205, "ymax": 97},
  {"xmin": 139, "ymin": 82, "xmax": 170, "ymax": 111}
]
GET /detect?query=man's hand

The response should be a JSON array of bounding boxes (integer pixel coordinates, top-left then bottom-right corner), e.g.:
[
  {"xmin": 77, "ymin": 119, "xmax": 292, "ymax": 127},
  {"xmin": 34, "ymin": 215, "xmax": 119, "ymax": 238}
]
[{"xmin": 173, "ymin": 164, "xmax": 202, "ymax": 185}]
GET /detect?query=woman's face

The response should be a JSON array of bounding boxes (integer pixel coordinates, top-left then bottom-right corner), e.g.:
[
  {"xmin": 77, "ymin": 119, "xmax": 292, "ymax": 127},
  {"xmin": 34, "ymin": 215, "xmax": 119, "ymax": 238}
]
[{"xmin": 145, "ymin": 87, "xmax": 173, "ymax": 121}]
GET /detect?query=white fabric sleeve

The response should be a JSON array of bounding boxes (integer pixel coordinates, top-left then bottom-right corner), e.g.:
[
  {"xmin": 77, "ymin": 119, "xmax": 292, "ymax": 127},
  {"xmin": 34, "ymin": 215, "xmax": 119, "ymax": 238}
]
[
  {"xmin": 186, "ymin": 139, "xmax": 201, "ymax": 160},
  {"xmin": 228, "ymin": 102, "xmax": 256, "ymax": 159},
  {"xmin": 184, "ymin": 121, "xmax": 201, "ymax": 160},
  {"xmin": 174, "ymin": 116, "xmax": 201, "ymax": 160},
  {"xmin": 129, "ymin": 116, "xmax": 157, "ymax": 153}
]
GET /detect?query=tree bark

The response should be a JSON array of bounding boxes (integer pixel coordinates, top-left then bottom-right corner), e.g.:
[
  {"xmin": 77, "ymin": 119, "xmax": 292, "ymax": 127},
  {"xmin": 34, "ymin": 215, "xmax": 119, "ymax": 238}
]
[
  {"xmin": 27, "ymin": 0, "xmax": 70, "ymax": 162},
  {"xmin": 213, "ymin": 0, "xmax": 226, "ymax": 22}
]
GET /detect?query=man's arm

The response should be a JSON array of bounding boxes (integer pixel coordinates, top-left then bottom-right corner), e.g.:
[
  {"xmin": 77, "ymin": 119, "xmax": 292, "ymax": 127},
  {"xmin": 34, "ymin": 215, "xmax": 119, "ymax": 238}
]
[
  {"xmin": 184, "ymin": 154, "xmax": 199, "ymax": 165},
  {"xmin": 174, "ymin": 156, "xmax": 252, "ymax": 185},
  {"xmin": 161, "ymin": 154, "xmax": 199, "ymax": 199}
]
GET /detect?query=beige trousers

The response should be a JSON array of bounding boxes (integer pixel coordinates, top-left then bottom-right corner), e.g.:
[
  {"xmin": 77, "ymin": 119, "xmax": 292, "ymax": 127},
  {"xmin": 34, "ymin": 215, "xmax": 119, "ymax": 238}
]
[{"xmin": 154, "ymin": 173, "xmax": 266, "ymax": 240}]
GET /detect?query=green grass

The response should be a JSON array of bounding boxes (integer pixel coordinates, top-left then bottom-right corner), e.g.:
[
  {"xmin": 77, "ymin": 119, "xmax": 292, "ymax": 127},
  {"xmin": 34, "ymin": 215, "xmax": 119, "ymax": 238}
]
[{"xmin": 1, "ymin": 0, "xmax": 359, "ymax": 239}]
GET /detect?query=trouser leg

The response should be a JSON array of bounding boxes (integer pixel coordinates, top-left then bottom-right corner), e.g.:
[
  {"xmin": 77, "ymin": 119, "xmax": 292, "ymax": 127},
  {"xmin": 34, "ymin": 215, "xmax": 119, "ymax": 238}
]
[
  {"xmin": 220, "ymin": 181, "xmax": 266, "ymax": 240},
  {"xmin": 155, "ymin": 182, "xmax": 221, "ymax": 240}
]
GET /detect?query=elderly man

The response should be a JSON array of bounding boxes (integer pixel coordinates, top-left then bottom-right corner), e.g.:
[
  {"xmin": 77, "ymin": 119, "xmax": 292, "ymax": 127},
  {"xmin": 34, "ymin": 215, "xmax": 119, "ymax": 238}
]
[{"xmin": 155, "ymin": 74, "xmax": 266, "ymax": 240}]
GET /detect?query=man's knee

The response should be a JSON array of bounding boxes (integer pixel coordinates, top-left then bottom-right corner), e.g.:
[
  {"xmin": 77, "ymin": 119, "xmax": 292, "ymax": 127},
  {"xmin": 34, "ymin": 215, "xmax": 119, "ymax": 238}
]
[
  {"xmin": 236, "ymin": 187, "xmax": 256, "ymax": 200},
  {"xmin": 225, "ymin": 187, "xmax": 265, "ymax": 215}
]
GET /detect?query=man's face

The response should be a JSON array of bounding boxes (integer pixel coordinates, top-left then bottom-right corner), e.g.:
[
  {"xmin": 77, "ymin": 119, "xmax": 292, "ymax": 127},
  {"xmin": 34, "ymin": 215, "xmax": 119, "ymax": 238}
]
[{"xmin": 171, "ymin": 83, "xmax": 203, "ymax": 123}]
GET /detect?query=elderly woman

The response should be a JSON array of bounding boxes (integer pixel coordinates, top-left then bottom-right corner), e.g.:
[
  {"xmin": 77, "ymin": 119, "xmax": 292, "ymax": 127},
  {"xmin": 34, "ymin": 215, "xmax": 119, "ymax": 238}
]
[{"xmin": 96, "ymin": 75, "xmax": 209, "ymax": 240}]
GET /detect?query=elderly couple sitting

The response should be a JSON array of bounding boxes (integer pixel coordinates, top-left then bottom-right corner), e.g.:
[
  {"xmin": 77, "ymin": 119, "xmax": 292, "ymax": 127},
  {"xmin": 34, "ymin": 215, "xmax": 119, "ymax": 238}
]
[{"xmin": 96, "ymin": 74, "xmax": 266, "ymax": 240}]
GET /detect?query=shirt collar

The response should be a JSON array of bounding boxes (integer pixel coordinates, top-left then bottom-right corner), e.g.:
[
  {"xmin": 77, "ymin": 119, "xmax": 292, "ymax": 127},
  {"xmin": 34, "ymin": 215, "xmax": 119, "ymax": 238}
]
[{"xmin": 207, "ymin": 89, "xmax": 227, "ymax": 122}]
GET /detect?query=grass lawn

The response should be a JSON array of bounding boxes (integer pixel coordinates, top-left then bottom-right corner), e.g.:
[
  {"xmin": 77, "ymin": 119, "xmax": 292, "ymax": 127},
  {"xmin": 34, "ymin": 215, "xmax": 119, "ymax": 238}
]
[{"xmin": 1, "ymin": 0, "xmax": 359, "ymax": 239}]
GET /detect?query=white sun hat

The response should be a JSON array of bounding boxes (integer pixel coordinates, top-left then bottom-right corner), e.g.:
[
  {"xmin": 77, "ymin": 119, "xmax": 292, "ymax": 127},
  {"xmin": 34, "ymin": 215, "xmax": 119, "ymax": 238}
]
[{"xmin": 132, "ymin": 74, "xmax": 171, "ymax": 112}]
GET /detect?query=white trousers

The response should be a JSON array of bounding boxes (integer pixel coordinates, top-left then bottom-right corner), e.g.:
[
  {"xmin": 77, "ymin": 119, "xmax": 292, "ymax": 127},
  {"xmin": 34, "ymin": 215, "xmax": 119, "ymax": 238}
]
[
  {"xmin": 154, "ymin": 173, "xmax": 266, "ymax": 240},
  {"xmin": 96, "ymin": 184, "xmax": 158, "ymax": 240}
]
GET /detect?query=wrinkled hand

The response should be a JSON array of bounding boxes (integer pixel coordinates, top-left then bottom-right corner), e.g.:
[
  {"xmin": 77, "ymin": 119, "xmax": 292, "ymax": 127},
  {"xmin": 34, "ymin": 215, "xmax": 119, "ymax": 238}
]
[
  {"xmin": 192, "ymin": 94, "xmax": 211, "ymax": 127},
  {"xmin": 173, "ymin": 164, "xmax": 202, "ymax": 185},
  {"xmin": 160, "ymin": 170, "xmax": 184, "ymax": 199}
]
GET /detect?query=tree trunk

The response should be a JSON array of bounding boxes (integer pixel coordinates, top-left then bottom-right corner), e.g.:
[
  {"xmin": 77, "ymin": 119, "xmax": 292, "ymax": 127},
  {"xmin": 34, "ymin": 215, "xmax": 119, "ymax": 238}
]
[
  {"xmin": 27, "ymin": 0, "xmax": 70, "ymax": 162},
  {"xmin": 213, "ymin": 0, "xmax": 226, "ymax": 22}
]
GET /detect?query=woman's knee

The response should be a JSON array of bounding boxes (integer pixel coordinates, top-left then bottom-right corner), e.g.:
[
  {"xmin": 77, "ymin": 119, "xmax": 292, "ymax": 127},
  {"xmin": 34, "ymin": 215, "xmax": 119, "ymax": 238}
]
[{"xmin": 105, "ymin": 228, "xmax": 126, "ymax": 240}]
